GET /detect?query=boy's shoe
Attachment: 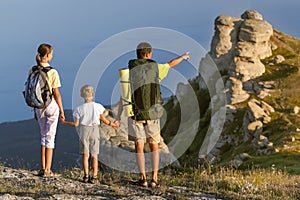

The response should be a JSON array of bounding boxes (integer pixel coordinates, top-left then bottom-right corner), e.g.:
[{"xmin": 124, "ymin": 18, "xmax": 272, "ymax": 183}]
[
  {"xmin": 82, "ymin": 175, "xmax": 89, "ymax": 183},
  {"xmin": 89, "ymin": 175, "xmax": 98, "ymax": 184},
  {"xmin": 150, "ymin": 179, "xmax": 161, "ymax": 188},
  {"xmin": 137, "ymin": 179, "xmax": 148, "ymax": 187},
  {"xmin": 37, "ymin": 169, "xmax": 44, "ymax": 177}
]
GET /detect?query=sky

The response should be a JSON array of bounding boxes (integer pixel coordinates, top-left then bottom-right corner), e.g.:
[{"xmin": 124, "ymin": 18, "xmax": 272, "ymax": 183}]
[{"xmin": 0, "ymin": 0, "xmax": 300, "ymax": 123}]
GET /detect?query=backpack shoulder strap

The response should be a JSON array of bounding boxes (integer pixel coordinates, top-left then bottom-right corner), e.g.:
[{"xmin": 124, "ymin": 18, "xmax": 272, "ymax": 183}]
[
  {"xmin": 31, "ymin": 65, "xmax": 54, "ymax": 72},
  {"xmin": 31, "ymin": 65, "xmax": 40, "ymax": 72},
  {"xmin": 42, "ymin": 66, "xmax": 54, "ymax": 73},
  {"xmin": 128, "ymin": 59, "xmax": 157, "ymax": 69}
]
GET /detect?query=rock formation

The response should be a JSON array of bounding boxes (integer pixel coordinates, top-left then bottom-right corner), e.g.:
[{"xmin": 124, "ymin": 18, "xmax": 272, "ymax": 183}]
[
  {"xmin": 195, "ymin": 10, "xmax": 279, "ymax": 166},
  {"xmin": 209, "ymin": 10, "xmax": 273, "ymax": 104}
]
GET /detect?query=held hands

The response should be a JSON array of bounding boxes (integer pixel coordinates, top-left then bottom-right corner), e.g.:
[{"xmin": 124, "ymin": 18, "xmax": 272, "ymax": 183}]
[
  {"xmin": 181, "ymin": 52, "xmax": 190, "ymax": 61},
  {"xmin": 110, "ymin": 120, "xmax": 120, "ymax": 129},
  {"xmin": 60, "ymin": 112, "xmax": 65, "ymax": 121},
  {"xmin": 60, "ymin": 116, "xmax": 67, "ymax": 125},
  {"xmin": 59, "ymin": 117, "xmax": 77, "ymax": 127},
  {"xmin": 60, "ymin": 115, "xmax": 71, "ymax": 126}
]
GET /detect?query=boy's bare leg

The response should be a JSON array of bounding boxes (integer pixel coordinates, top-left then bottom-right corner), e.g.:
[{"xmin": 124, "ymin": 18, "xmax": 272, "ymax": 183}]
[
  {"xmin": 82, "ymin": 154, "xmax": 89, "ymax": 175},
  {"xmin": 135, "ymin": 141, "xmax": 146, "ymax": 180},
  {"xmin": 91, "ymin": 154, "xmax": 98, "ymax": 177},
  {"xmin": 44, "ymin": 148, "xmax": 53, "ymax": 173},
  {"xmin": 149, "ymin": 143, "xmax": 159, "ymax": 182},
  {"xmin": 41, "ymin": 145, "xmax": 46, "ymax": 170}
]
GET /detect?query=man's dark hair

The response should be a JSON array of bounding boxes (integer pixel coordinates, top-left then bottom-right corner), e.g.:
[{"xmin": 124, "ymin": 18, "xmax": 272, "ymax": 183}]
[{"xmin": 136, "ymin": 42, "xmax": 152, "ymax": 59}]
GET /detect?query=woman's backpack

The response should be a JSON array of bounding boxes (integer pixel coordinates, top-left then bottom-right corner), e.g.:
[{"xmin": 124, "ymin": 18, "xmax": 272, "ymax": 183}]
[{"xmin": 23, "ymin": 66, "xmax": 53, "ymax": 109}]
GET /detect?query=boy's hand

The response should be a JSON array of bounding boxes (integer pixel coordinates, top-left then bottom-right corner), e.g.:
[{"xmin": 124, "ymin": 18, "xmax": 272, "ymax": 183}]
[
  {"xmin": 181, "ymin": 52, "xmax": 190, "ymax": 60},
  {"xmin": 111, "ymin": 121, "xmax": 120, "ymax": 129}
]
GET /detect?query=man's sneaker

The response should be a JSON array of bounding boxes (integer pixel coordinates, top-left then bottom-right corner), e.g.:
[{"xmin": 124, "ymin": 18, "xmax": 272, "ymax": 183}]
[
  {"xmin": 137, "ymin": 179, "xmax": 148, "ymax": 187},
  {"xmin": 89, "ymin": 175, "xmax": 99, "ymax": 184},
  {"xmin": 82, "ymin": 175, "xmax": 89, "ymax": 183},
  {"xmin": 150, "ymin": 179, "xmax": 161, "ymax": 188}
]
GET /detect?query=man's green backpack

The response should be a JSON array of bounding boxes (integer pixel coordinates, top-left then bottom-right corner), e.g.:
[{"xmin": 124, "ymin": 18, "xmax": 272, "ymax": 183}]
[{"xmin": 128, "ymin": 59, "xmax": 163, "ymax": 120}]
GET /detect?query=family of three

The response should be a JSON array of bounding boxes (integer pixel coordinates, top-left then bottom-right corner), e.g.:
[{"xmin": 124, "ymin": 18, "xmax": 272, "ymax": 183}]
[{"xmin": 31, "ymin": 42, "xmax": 189, "ymax": 186}]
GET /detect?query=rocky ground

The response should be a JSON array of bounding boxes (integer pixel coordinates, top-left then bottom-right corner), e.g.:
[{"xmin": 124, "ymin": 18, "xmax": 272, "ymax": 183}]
[{"xmin": 0, "ymin": 166, "xmax": 224, "ymax": 200}]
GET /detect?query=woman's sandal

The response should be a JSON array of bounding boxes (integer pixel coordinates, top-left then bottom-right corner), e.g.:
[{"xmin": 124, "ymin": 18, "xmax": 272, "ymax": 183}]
[
  {"xmin": 150, "ymin": 179, "xmax": 161, "ymax": 188},
  {"xmin": 43, "ymin": 171, "xmax": 59, "ymax": 178}
]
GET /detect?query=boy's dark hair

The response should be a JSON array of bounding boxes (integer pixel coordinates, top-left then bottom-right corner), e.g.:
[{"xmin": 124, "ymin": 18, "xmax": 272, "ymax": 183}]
[{"xmin": 136, "ymin": 42, "xmax": 152, "ymax": 59}]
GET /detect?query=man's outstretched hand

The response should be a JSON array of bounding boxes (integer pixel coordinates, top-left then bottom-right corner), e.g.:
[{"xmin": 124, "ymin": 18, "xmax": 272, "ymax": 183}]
[{"xmin": 181, "ymin": 52, "xmax": 190, "ymax": 60}]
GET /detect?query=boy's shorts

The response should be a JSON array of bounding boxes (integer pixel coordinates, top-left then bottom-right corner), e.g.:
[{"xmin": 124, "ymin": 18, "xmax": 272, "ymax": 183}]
[
  {"xmin": 128, "ymin": 118, "xmax": 161, "ymax": 144},
  {"xmin": 78, "ymin": 125, "xmax": 100, "ymax": 155}
]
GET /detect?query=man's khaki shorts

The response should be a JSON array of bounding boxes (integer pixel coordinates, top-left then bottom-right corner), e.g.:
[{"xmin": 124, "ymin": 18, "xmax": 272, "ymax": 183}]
[{"xmin": 128, "ymin": 118, "xmax": 161, "ymax": 144}]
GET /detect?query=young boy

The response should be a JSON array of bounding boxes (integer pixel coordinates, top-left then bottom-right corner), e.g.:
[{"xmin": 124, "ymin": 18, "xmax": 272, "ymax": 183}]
[{"xmin": 61, "ymin": 85, "xmax": 119, "ymax": 183}]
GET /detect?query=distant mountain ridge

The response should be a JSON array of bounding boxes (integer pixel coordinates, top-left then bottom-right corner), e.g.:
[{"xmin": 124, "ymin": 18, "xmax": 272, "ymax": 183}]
[{"xmin": 0, "ymin": 110, "xmax": 79, "ymax": 170}]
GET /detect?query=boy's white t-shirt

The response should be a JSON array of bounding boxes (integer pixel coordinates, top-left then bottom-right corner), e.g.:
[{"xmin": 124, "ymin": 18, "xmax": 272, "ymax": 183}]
[{"xmin": 73, "ymin": 102, "xmax": 105, "ymax": 126}]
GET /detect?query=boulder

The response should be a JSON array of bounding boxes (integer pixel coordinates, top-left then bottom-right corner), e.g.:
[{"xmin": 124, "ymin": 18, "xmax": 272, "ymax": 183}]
[
  {"xmin": 273, "ymin": 55, "xmax": 285, "ymax": 64},
  {"xmin": 211, "ymin": 15, "xmax": 240, "ymax": 58},
  {"xmin": 247, "ymin": 99, "xmax": 274, "ymax": 123},
  {"xmin": 247, "ymin": 120, "xmax": 263, "ymax": 136},
  {"xmin": 235, "ymin": 58, "xmax": 265, "ymax": 81},
  {"xmin": 239, "ymin": 19, "xmax": 273, "ymax": 44},
  {"xmin": 226, "ymin": 77, "xmax": 250, "ymax": 104},
  {"xmin": 293, "ymin": 106, "xmax": 300, "ymax": 114},
  {"xmin": 241, "ymin": 10, "xmax": 263, "ymax": 20}
]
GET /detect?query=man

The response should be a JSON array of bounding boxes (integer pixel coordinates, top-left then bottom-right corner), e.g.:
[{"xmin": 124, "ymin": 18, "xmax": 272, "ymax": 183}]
[{"xmin": 119, "ymin": 42, "xmax": 189, "ymax": 187}]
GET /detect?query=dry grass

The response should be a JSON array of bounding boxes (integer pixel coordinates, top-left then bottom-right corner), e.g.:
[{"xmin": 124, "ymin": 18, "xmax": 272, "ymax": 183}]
[
  {"xmin": 159, "ymin": 166, "xmax": 300, "ymax": 199},
  {"xmin": 59, "ymin": 165, "xmax": 300, "ymax": 199}
]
